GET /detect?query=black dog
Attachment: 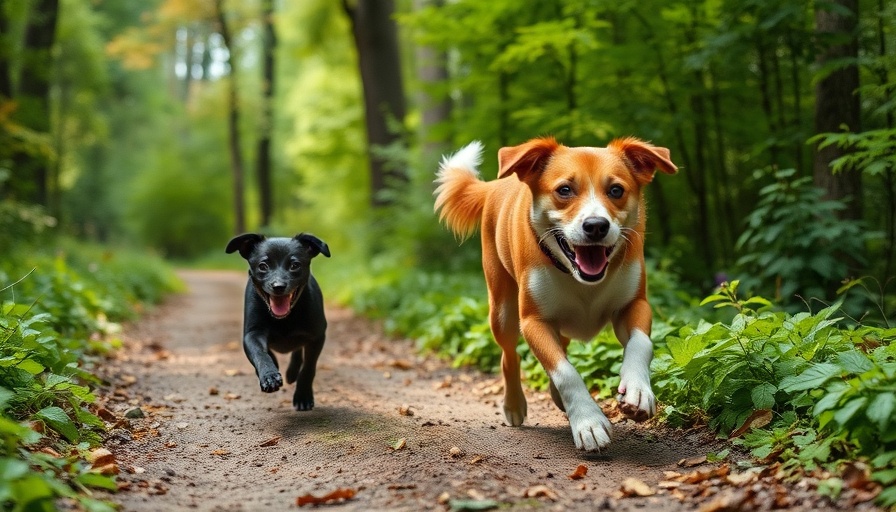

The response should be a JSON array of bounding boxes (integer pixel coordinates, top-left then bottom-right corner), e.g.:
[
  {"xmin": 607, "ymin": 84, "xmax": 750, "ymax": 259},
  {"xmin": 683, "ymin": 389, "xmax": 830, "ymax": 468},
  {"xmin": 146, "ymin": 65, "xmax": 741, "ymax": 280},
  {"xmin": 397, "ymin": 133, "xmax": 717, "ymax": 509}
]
[{"xmin": 225, "ymin": 233, "xmax": 330, "ymax": 410}]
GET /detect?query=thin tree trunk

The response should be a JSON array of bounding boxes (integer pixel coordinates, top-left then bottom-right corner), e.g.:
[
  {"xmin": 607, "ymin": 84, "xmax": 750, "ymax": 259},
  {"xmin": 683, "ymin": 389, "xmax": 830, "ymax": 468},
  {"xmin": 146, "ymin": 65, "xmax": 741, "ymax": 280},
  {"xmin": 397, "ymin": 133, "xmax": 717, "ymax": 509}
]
[
  {"xmin": 256, "ymin": 0, "xmax": 276, "ymax": 227},
  {"xmin": 875, "ymin": 0, "xmax": 895, "ymax": 279},
  {"xmin": 812, "ymin": 0, "xmax": 862, "ymax": 221},
  {"xmin": 16, "ymin": 0, "xmax": 59, "ymax": 206},
  {"xmin": 215, "ymin": 0, "xmax": 246, "ymax": 234},
  {"xmin": 342, "ymin": 0, "xmax": 408, "ymax": 207},
  {"xmin": 0, "ymin": 0, "xmax": 11, "ymax": 99},
  {"xmin": 786, "ymin": 33, "xmax": 805, "ymax": 175},
  {"xmin": 754, "ymin": 35, "xmax": 780, "ymax": 165}
]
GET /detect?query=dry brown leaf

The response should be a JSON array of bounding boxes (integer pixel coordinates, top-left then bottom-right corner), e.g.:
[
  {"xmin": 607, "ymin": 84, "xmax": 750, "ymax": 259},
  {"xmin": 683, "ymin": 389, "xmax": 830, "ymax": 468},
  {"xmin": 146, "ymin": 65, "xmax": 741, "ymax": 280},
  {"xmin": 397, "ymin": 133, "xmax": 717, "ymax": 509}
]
[
  {"xmin": 678, "ymin": 455, "xmax": 708, "ymax": 468},
  {"xmin": 91, "ymin": 463, "xmax": 120, "ymax": 476},
  {"xmin": 88, "ymin": 448, "xmax": 115, "ymax": 467},
  {"xmin": 296, "ymin": 488, "xmax": 356, "ymax": 507},
  {"xmin": 391, "ymin": 438, "xmax": 407, "ymax": 451},
  {"xmin": 725, "ymin": 470, "xmax": 759, "ymax": 486},
  {"xmin": 259, "ymin": 436, "xmax": 282, "ymax": 447},
  {"xmin": 211, "ymin": 449, "xmax": 230, "ymax": 456},
  {"xmin": 657, "ymin": 481, "xmax": 682, "ymax": 489},
  {"xmin": 40, "ymin": 447, "xmax": 63, "ymax": 458},
  {"xmin": 568, "ymin": 464, "xmax": 588, "ymax": 480},
  {"xmin": 224, "ymin": 393, "xmax": 241, "ymax": 400},
  {"xmin": 95, "ymin": 407, "xmax": 117, "ymax": 422},
  {"xmin": 682, "ymin": 464, "xmax": 730, "ymax": 484},
  {"xmin": 523, "ymin": 484, "xmax": 558, "ymax": 500},
  {"xmin": 469, "ymin": 455, "xmax": 484, "ymax": 464},
  {"xmin": 389, "ymin": 359, "xmax": 414, "ymax": 370},
  {"xmin": 620, "ymin": 477, "xmax": 655, "ymax": 497},
  {"xmin": 398, "ymin": 404, "xmax": 414, "ymax": 416},
  {"xmin": 208, "ymin": 387, "xmax": 219, "ymax": 396},
  {"xmin": 729, "ymin": 409, "xmax": 773, "ymax": 439}
]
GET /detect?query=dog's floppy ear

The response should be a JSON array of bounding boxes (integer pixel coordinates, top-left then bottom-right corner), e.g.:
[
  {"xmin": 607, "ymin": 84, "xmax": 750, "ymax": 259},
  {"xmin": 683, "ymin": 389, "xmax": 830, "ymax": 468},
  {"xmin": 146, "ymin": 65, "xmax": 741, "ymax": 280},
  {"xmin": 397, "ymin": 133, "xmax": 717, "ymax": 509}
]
[
  {"xmin": 225, "ymin": 233, "xmax": 265, "ymax": 260},
  {"xmin": 497, "ymin": 137, "xmax": 559, "ymax": 181},
  {"xmin": 609, "ymin": 137, "xmax": 678, "ymax": 185},
  {"xmin": 295, "ymin": 233, "xmax": 331, "ymax": 258}
]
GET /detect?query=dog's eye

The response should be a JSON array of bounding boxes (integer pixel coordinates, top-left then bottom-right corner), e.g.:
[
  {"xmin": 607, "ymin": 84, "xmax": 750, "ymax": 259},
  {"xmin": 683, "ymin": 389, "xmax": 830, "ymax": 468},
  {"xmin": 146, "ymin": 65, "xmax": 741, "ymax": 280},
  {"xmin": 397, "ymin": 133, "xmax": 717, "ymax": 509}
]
[
  {"xmin": 289, "ymin": 261, "xmax": 301, "ymax": 271},
  {"xmin": 608, "ymin": 184, "xmax": 625, "ymax": 199},
  {"xmin": 555, "ymin": 185, "xmax": 574, "ymax": 198},
  {"xmin": 257, "ymin": 262, "xmax": 269, "ymax": 272}
]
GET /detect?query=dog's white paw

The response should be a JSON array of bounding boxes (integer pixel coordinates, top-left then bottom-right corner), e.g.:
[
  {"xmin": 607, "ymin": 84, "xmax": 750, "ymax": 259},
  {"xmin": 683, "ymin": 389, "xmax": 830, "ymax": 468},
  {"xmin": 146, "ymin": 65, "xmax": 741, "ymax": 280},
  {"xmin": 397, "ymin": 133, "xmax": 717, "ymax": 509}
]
[
  {"xmin": 568, "ymin": 408, "xmax": 612, "ymax": 451},
  {"xmin": 617, "ymin": 369, "xmax": 656, "ymax": 421}
]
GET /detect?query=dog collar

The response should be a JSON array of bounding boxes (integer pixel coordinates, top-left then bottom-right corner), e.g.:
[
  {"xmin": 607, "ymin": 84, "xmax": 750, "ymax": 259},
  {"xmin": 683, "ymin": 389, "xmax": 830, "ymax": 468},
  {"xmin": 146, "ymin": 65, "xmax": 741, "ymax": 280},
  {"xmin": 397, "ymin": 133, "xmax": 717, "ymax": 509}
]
[{"xmin": 533, "ymin": 228, "xmax": 571, "ymax": 274}]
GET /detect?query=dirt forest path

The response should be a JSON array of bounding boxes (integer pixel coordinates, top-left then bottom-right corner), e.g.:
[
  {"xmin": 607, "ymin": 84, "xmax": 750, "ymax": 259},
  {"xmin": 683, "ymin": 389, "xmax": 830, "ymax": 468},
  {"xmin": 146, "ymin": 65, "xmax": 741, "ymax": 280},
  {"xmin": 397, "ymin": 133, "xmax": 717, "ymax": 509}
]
[{"xmin": 99, "ymin": 270, "xmax": 729, "ymax": 511}]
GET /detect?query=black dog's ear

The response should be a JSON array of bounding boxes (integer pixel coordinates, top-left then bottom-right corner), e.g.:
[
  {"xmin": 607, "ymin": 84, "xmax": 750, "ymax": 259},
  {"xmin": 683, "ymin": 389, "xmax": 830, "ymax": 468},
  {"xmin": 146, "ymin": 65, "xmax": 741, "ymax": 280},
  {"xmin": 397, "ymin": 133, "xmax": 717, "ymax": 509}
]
[
  {"xmin": 226, "ymin": 233, "xmax": 265, "ymax": 260},
  {"xmin": 295, "ymin": 233, "xmax": 331, "ymax": 258}
]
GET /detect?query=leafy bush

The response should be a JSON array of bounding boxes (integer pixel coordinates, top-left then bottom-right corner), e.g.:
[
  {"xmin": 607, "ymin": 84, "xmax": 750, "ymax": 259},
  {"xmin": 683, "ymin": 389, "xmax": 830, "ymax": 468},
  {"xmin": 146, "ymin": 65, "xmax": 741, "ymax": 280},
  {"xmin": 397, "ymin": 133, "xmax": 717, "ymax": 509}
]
[
  {"xmin": 0, "ymin": 241, "xmax": 180, "ymax": 511},
  {"xmin": 653, "ymin": 281, "xmax": 896, "ymax": 507},
  {"xmin": 734, "ymin": 169, "xmax": 867, "ymax": 308}
]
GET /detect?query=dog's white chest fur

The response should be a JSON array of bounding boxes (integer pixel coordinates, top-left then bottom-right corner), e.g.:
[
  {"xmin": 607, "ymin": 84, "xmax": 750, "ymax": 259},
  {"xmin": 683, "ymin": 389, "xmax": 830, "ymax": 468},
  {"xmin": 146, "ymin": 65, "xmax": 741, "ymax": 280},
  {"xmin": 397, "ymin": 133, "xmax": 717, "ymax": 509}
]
[{"xmin": 526, "ymin": 261, "xmax": 641, "ymax": 340}]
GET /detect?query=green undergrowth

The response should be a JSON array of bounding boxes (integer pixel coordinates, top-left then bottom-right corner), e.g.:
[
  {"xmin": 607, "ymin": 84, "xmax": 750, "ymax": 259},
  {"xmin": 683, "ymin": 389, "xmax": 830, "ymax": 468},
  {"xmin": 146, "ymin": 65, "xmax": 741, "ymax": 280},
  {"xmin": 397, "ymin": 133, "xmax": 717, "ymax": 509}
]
[
  {"xmin": 347, "ymin": 265, "xmax": 895, "ymax": 508},
  {"xmin": 0, "ymin": 240, "xmax": 181, "ymax": 511}
]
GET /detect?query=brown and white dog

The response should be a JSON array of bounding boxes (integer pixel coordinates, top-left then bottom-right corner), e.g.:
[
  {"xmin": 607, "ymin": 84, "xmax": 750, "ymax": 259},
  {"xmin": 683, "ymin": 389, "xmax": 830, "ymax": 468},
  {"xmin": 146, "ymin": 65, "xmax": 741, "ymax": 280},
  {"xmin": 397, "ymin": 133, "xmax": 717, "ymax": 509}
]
[{"xmin": 434, "ymin": 136, "xmax": 677, "ymax": 451}]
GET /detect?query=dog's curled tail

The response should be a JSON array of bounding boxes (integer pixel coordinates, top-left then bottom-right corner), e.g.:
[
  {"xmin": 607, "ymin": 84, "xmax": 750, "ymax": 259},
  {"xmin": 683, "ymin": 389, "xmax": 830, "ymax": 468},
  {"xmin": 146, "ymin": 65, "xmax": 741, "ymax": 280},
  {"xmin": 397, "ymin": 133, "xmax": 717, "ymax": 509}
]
[{"xmin": 434, "ymin": 141, "xmax": 489, "ymax": 240}]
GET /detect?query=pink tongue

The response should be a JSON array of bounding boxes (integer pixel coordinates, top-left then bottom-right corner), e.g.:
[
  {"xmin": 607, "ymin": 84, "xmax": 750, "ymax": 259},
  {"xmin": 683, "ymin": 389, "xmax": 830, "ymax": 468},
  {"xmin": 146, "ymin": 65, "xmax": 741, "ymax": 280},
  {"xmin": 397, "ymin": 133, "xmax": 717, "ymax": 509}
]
[
  {"xmin": 574, "ymin": 246, "xmax": 608, "ymax": 276},
  {"xmin": 270, "ymin": 295, "xmax": 292, "ymax": 317}
]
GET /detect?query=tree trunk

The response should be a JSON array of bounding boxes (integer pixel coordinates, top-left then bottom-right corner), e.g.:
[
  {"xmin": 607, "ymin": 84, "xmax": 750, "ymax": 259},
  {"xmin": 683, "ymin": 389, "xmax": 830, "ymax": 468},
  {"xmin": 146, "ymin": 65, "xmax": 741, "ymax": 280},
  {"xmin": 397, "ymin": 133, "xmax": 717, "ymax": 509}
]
[
  {"xmin": 413, "ymin": 0, "xmax": 451, "ymax": 166},
  {"xmin": 0, "ymin": 0, "xmax": 11, "ymax": 99},
  {"xmin": 812, "ymin": 0, "xmax": 862, "ymax": 220},
  {"xmin": 256, "ymin": 0, "xmax": 276, "ymax": 227},
  {"xmin": 343, "ymin": 0, "xmax": 407, "ymax": 207},
  {"xmin": 215, "ymin": 0, "xmax": 246, "ymax": 234},
  {"xmin": 15, "ymin": 0, "xmax": 59, "ymax": 206}
]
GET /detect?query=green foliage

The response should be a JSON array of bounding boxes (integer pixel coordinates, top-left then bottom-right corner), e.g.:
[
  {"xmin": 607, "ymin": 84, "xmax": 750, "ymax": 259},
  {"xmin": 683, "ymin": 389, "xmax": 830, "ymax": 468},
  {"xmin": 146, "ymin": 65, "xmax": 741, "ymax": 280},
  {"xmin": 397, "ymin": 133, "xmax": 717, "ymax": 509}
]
[
  {"xmin": 734, "ymin": 169, "xmax": 867, "ymax": 307},
  {"xmin": 653, "ymin": 281, "xmax": 896, "ymax": 507},
  {"xmin": 0, "ymin": 239, "xmax": 179, "ymax": 511}
]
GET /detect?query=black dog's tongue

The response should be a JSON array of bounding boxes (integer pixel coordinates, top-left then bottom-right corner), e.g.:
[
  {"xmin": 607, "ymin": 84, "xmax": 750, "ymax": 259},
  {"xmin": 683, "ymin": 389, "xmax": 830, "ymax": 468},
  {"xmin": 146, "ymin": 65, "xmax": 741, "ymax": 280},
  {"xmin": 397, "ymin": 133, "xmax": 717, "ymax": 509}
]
[{"xmin": 270, "ymin": 294, "xmax": 291, "ymax": 317}]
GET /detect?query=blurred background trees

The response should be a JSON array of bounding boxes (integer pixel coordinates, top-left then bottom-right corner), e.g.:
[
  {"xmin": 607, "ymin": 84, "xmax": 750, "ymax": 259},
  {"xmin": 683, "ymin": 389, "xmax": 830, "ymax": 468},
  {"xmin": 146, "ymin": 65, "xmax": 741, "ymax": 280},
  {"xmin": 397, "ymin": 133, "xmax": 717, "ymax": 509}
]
[{"xmin": 1, "ymin": 0, "xmax": 894, "ymax": 312}]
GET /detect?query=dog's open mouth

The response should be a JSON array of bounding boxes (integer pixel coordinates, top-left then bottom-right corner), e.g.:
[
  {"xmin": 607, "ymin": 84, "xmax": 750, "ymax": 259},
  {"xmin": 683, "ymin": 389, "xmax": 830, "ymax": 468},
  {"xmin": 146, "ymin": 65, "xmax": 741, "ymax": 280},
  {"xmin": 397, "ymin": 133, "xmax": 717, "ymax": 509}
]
[
  {"xmin": 266, "ymin": 291, "xmax": 296, "ymax": 319},
  {"xmin": 556, "ymin": 236, "xmax": 613, "ymax": 282}
]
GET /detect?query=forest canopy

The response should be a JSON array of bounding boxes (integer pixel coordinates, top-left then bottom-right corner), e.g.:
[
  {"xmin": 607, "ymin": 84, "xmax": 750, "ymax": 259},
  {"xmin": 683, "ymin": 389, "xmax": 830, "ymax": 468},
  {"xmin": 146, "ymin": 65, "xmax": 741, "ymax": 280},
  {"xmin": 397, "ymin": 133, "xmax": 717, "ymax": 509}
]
[{"xmin": 1, "ymin": 0, "xmax": 894, "ymax": 312}]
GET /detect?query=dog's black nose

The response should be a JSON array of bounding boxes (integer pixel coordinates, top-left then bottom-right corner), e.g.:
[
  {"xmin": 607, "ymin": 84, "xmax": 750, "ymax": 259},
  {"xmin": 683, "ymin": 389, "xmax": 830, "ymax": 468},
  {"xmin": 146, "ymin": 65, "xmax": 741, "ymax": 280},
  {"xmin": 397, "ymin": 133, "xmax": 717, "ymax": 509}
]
[
  {"xmin": 582, "ymin": 217, "xmax": 610, "ymax": 240},
  {"xmin": 272, "ymin": 283, "xmax": 287, "ymax": 295}
]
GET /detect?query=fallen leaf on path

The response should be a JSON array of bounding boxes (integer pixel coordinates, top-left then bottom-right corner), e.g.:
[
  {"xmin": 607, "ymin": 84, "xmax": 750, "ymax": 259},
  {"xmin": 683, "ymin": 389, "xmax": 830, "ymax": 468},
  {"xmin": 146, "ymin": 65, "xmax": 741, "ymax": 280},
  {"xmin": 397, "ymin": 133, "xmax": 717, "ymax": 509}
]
[
  {"xmin": 391, "ymin": 438, "xmax": 407, "ymax": 451},
  {"xmin": 523, "ymin": 485, "xmax": 558, "ymax": 500},
  {"xmin": 725, "ymin": 470, "xmax": 759, "ymax": 486},
  {"xmin": 224, "ymin": 393, "xmax": 241, "ymax": 400},
  {"xmin": 208, "ymin": 387, "xmax": 219, "ymax": 396},
  {"xmin": 678, "ymin": 455, "xmax": 707, "ymax": 468},
  {"xmin": 211, "ymin": 449, "xmax": 230, "ymax": 456},
  {"xmin": 434, "ymin": 376, "xmax": 453, "ymax": 389},
  {"xmin": 682, "ymin": 464, "xmax": 730, "ymax": 484},
  {"xmin": 398, "ymin": 404, "xmax": 414, "ymax": 416},
  {"xmin": 728, "ymin": 409, "xmax": 773, "ymax": 439},
  {"xmin": 469, "ymin": 455, "xmax": 484, "ymax": 464},
  {"xmin": 40, "ymin": 447, "xmax": 63, "ymax": 458},
  {"xmin": 657, "ymin": 480, "xmax": 682, "ymax": 489},
  {"xmin": 95, "ymin": 407, "xmax": 117, "ymax": 422},
  {"xmin": 619, "ymin": 477, "xmax": 654, "ymax": 497},
  {"xmin": 389, "ymin": 359, "xmax": 414, "ymax": 370},
  {"xmin": 295, "ymin": 488, "xmax": 356, "ymax": 507},
  {"xmin": 259, "ymin": 436, "xmax": 281, "ymax": 447},
  {"xmin": 568, "ymin": 464, "xmax": 588, "ymax": 480},
  {"xmin": 88, "ymin": 448, "xmax": 115, "ymax": 467}
]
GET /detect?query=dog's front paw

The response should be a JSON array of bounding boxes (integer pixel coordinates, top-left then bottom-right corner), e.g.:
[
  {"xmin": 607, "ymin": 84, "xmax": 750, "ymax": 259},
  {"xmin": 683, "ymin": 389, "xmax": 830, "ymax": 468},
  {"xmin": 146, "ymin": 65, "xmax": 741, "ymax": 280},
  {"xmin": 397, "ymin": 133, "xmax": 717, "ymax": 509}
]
[
  {"xmin": 568, "ymin": 409, "xmax": 612, "ymax": 452},
  {"xmin": 616, "ymin": 371, "xmax": 656, "ymax": 422},
  {"xmin": 293, "ymin": 387, "xmax": 314, "ymax": 411},
  {"xmin": 259, "ymin": 371, "xmax": 283, "ymax": 393}
]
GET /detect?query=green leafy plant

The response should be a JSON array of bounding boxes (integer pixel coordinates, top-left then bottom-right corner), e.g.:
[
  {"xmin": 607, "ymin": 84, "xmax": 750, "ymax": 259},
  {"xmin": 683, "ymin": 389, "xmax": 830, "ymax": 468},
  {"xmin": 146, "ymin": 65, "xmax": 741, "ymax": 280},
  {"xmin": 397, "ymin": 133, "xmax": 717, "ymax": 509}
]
[
  {"xmin": 734, "ymin": 169, "xmax": 867, "ymax": 308},
  {"xmin": 653, "ymin": 280, "xmax": 896, "ymax": 508},
  {"xmin": 0, "ymin": 240, "xmax": 180, "ymax": 511}
]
